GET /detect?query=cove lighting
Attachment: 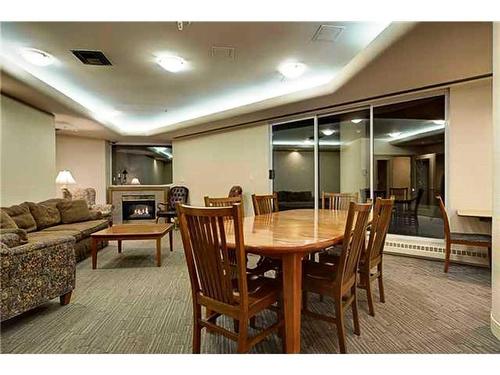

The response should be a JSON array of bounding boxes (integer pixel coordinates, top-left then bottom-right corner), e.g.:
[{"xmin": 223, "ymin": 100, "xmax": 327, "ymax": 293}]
[
  {"xmin": 156, "ymin": 55, "xmax": 188, "ymax": 73},
  {"xmin": 387, "ymin": 124, "xmax": 445, "ymax": 141},
  {"xmin": 351, "ymin": 119, "xmax": 363, "ymax": 124},
  {"xmin": 278, "ymin": 62, "xmax": 306, "ymax": 79},
  {"xmin": 20, "ymin": 48, "xmax": 54, "ymax": 66},
  {"xmin": 321, "ymin": 129, "xmax": 335, "ymax": 136},
  {"xmin": 433, "ymin": 120, "xmax": 446, "ymax": 125},
  {"xmin": 388, "ymin": 132, "xmax": 402, "ymax": 138}
]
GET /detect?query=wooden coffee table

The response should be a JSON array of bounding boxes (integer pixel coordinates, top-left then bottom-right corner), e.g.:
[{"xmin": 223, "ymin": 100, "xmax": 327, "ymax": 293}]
[{"xmin": 90, "ymin": 223, "xmax": 173, "ymax": 269}]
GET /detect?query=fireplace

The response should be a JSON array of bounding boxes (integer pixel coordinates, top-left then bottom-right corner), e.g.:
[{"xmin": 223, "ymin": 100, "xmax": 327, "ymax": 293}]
[{"xmin": 122, "ymin": 195, "xmax": 156, "ymax": 221}]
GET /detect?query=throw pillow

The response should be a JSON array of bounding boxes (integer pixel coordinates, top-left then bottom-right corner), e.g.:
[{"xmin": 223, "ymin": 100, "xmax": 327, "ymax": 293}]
[
  {"xmin": 2, "ymin": 203, "xmax": 37, "ymax": 232},
  {"xmin": 0, "ymin": 209, "xmax": 18, "ymax": 229},
  {"xmin": 27, "ymin": 202, "xmax": 61, "ymax": 229},
  {"xmin": 57, "ymin": 199, "xmax": 91, "ymax": 224}
]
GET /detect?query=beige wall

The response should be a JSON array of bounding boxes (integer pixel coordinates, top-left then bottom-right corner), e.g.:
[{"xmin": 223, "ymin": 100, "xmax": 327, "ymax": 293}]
[
  {"xmin": 55, "ymin": 135, "xmax": 108, "ymax": 204},
  {"xmin": 172, "ymin": 124, "xmax": 270, "ymax": 216},
  {"xmin": 113, "ymin": 152, "xmax": 172, "ymax": 185},
  {"xmin": 0, "ymin": 95, "xmax": 55, "ymax": 206},
  {"xmin": 491, "ymin": 22, "xmax": 500, "ymax": 340},
  {"xmin": 448, "ymin": 79, "xmax": 493, "ymax": 234}
]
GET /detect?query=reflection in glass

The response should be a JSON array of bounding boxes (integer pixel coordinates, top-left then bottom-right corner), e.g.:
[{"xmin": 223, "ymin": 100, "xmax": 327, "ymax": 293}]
[
  {"xmin": 318, "ymin": 109, "xmax": 371, "ymax": 205},
  {"xmin": 373, "ymin": 96, "xmax": 445, "ymax": 238},
  {"xmin": 272, "ymin": 119, "xmax": 315, "ymax": 211}
]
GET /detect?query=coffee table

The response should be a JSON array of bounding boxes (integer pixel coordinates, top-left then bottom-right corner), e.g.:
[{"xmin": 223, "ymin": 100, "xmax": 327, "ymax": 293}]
[{"xmin": 90, "ymin": 223, "xmax": 173, "ymax": 269}]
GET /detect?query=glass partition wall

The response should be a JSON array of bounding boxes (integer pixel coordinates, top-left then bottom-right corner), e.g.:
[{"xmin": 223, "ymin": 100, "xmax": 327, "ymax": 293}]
[{"xmin": 270, "ymin": 93, "xmax": 446, "ymax": 240}]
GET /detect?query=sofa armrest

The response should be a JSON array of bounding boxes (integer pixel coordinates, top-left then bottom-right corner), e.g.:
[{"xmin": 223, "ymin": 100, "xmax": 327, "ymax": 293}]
[{"xmin": 1, "ymin": 236, "xmax": 76, "ymax": 321}]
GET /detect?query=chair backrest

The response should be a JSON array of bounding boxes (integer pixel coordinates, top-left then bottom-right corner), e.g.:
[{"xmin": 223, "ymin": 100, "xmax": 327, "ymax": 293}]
[
  {"xmin": 228, "ymin": 185, "xmax": 243, "ymax": 198},
  {"xmin": 251, "ymin": 193, "xmax": 279, "ymax": 215},
  {"xmin": 436, "ymin": 196, "xmax": 450, "ymax": 242},
  {"xmin": 335, "ymin": 202, "xmax": 371, "ymax": 290},
  {"xmin": 364, "ymin": 198, "xmax": 394, "ymax": 266},
  {"xmin": 204, "ymin": 195, "xmax": 243, "ymax": 211},
  {"xmin": 322, "ymin": 192, "xmax": 358, "ymax": 210},
  {"xmin": 168, "ymin": 186, "xmax": 189, "ymax": 211},
  {"xmin": 177, "ymin": 203, "xmax": 248, "ymax": 308},
  {"xmin": 412, "ymin": 188, "xmax": 424, "ymax": 212},
  {"xmin": 389, "ymin": 187, "xmax": 407, "ymax": 200}
]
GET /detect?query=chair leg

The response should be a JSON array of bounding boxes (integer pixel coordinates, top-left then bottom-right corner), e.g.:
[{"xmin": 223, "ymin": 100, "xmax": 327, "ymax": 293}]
[
  {"xmin": 365, "ymin": 275, "xmax": 375, "ymax": 317},
  {"xmin": 377, "ymin": 264, "xmax": 385, "ymax": 303},
  {"xmin": 193, "ymin": 304, "xmax": 202, "ymax": 354},
  {"xmin": 334, "ymin": 298, "xmax": 347, "ymax": 353},
  {"xmin": 351, "ymin": 286, "xmax": 360, "ymax": 336},
  {"xmin": 167, "ymin": 217, "xmax": 173, "ymax": 251},
  {"xmin": 59, "ymin": 291, "xmax": 72, "ymax": 306},
  {"xmin": 237, "ymin": 318, "xmax": 249, "ymax": 353},
  {"xmin": 444, "ymin": 241, "xmax": 451, "ymax": 273}
]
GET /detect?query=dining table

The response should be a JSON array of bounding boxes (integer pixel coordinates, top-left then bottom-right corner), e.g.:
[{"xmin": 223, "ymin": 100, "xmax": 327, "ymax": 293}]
[{"xmin": 225, "ymin": 208, "xmax": 352, "ymax": 354}]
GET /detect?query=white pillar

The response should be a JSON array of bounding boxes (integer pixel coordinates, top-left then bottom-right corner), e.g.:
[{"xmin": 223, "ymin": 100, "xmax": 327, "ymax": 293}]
[{"xmin": 492, "ymin": 22, "xmax": 500, "ymax": 340}]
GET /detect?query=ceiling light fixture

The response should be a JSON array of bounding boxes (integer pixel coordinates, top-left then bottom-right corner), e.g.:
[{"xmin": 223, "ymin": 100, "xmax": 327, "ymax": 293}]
[
  {"xmin": 156, "ymin": 55, "xmax": 188, "ymax": 73},
  {"xmin": 321, "ymin": 129, "xmax": 335, "ymax": 136},
  {"xmin": 388, "ymin": 132, "xmax": 402, "ymax": 138},
  {"xmin": 433, "ymin": 120, "xmax": 446, "ymax": 125},
  {"xmin": 278, "ymin": 61, "xmax": 306, "ymax": 79},
  {"xmin": 351, "ymin": 119, "xmax": 363, "ymax": 124},
  {"xmin": 19, "ymin": 48, "xmax": 54, "ymax": 66}
]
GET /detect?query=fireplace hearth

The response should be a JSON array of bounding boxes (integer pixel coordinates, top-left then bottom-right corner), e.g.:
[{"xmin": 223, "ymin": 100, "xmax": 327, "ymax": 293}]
[{"xmin": 122, "ymin": 195, "xmax": 156, "ymax": 221}]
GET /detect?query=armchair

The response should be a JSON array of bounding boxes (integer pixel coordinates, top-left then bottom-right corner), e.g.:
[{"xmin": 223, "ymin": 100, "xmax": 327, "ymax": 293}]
[{"xmin": 156, "ymin": 186, "xmax": 189, "ymax": 252}]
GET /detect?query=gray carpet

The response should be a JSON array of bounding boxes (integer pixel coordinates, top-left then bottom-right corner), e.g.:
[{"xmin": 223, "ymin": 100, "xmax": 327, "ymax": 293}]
[{"xmin": 1, "ymin": 231, "xmax": 499, "ymax": 354}]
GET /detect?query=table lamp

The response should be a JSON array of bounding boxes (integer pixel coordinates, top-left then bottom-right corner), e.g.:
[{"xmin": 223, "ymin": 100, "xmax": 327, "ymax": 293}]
[{"xmin": 55, "ymin": 170, "xmax": 76, "ymax": 189}]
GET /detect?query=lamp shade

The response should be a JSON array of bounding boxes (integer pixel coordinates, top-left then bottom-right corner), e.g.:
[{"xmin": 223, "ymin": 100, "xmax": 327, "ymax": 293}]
[
  {"xmin": 55, "ymin": 170, "xmax": 76, "ymax": 185},
  {"xmin": 130, "ymin": 178, "xmax": 140, "ymax": 185}
]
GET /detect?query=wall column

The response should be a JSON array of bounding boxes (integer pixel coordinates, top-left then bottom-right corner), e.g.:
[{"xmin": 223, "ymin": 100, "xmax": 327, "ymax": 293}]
[{"xmin": 492, "ymin": 22, "xmax": 500, "ymax": 340}]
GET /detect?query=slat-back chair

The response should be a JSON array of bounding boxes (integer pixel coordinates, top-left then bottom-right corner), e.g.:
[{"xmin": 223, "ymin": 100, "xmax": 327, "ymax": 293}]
[
  {"xmin": 251, "ymin": 193, "xmax": 278, "ymax": 215},
  {"xmin": 322, "ymin": 192, "xmax": 358, "ymax": 210},
  {"xmin": 436, "ymin": 196, "xmax": 492, "ymax": 272},
  {"xmin": 177, "ymin": 203, "xmax": 283, "ymax": 353},
  {"xmin": 357, "ymin": 198, "xmax": 394, "ymax": 316},
  {"xmin": 204, "ymin": 195, "xmax": 243, "ymax": 209},
  {"xmin": 302, "ymin": 202, "xmax": 371, "ymax": 353},
  {"xmin": 389, "ymin": 187, "xmax": 407, "ymax": 201}
]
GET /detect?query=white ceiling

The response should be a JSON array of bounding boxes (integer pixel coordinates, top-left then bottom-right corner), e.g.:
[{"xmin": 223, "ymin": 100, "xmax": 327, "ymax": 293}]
[{"xmin": 0, "ymin": 21, "xmax": 390, "ymax": 137}]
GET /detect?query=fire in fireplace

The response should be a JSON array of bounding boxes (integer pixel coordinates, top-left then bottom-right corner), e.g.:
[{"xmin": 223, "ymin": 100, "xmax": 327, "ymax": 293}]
[{"xmin": 122, "ymin": 195, "xmax": 156, "ymax": 221}]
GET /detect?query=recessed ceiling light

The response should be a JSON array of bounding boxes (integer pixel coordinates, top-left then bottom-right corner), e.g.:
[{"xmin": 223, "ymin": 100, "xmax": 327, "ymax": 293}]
[
  {"xmin": 156, "ymin": 55, "xmax": 188, "ymax": 73},
  {"xmin": 433, "ymin": 120, "xmax": 446, "ymax": 125},
  {"xmin": 19, "ymin": 48, "xmax": 54, "ymax": 66},
  {"xmin": 351, "ymin": 119, "xmax": 363, "ymax": 124},
  {"xmin": 321, "ymin": 129, "xmax": 335, "ymax": 136},
  {"xmin": 278, "ymin": 62, "xmax": 306, "ymax": 79},
  {"xmin": 388, "ymin": 132, "xmax": 402, "ymax": 138}
]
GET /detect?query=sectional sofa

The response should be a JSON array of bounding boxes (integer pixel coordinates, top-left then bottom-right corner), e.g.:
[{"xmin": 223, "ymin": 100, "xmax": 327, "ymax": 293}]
[{"xmin": 0, "ymin": 198, "xmax": 111, "ymax": 321}]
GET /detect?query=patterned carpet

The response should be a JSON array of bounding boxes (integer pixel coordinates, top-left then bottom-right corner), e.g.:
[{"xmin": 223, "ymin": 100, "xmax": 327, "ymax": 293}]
[{"xmin": 1, "ymin": 231, "xmax": 499, "ymax": 354}]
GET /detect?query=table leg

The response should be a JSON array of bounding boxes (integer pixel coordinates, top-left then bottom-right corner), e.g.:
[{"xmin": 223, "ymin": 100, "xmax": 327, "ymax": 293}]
[
  {"xmin": 281, "ymin": 253, "xmax": 303, "ymax": 354},
  {"xmin": 91, "ymin": 237, "xmax": 98, "ymax": 269},
  {"xmin": 156, "ymin": 238, "xmax": 162, "ymax": 267},
  {"xmin": 118, "ymin": 240, "xmax": 122, "ymax": 253}
]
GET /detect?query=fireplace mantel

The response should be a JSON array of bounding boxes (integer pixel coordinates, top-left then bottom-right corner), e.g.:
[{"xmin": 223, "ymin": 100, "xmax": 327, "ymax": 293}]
[{"xmin": 108, "ymin": 185, "xmax": 170, "ymax": 224}]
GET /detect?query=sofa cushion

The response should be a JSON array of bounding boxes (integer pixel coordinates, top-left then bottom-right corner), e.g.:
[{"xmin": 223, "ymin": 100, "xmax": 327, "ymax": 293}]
[
  {"xmin": 27, "ymin": 202, "xmax": 61, "ymax": 230},
  {"xmin": 57, "ymin": 199, "xmax": 91, "ymax": 224},
  {"xmin": 0, "ymin": 209, "xmax": 18, "ymax": 229},
  {"xmin": 43, "ymin": 219, "xmax": 109, "ymax": 240},
  {"xmin": 2, "ymin": 203, "xmax": 37, "ymax": 232},
  {"xmin": 27, "ymin": 230, "xmax": 81, "ymax": 243}
]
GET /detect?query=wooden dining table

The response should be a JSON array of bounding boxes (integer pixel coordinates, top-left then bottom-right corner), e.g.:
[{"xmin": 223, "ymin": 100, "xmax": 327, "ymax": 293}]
[{"xmin": 225, "ymin": 208, "xmax": 351, "ymax": 354}]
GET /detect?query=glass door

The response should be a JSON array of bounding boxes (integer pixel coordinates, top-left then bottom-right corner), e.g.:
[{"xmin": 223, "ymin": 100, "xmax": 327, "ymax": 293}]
[
  {"xmin": 318, "ymin": 108, "xmax": 371, "ymax": 205},
  {"xmin": 271, "ymin": 118, "xmax": 316, "ymax": 211}
]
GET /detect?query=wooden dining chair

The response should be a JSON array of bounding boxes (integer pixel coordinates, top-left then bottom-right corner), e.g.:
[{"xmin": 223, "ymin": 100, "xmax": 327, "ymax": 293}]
[
  {"xmin": 252, "ymin": 193, "xmax": 279, "ymax": 215},
  {"xmin": 302, "ymin": 202, "xmax": 371, "ymax": 353},
  {"xmin": 177, "ymin": 203, "xmax": 284, "ymax": 353},
  {"xmin": 389, "ymin": 187, "xmax": 408, "ymax": 201},
  {"xmin": 204, "ymin": 195, "xmax": 243, "ymax": 209},
  {"xmin": 322, "ymin": 192, "xmax": 358, "ymax": 210},
  {"xmin": 436, "ymin": 196, "xmax": 492, "ymax": 273}
]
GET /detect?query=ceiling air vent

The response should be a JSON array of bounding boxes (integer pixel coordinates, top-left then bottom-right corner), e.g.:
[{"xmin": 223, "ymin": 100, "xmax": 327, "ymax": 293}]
[
  {"xmin": 312, "ymin": 25, "xmax": 345, "ymax": 43},
  {"xmin": 71, "ymin": 50, "xmax": 112, "ymax": 66},
  {"xmin": 211, "ymin": 46, "xmax": 235, "ymax": 60}
]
